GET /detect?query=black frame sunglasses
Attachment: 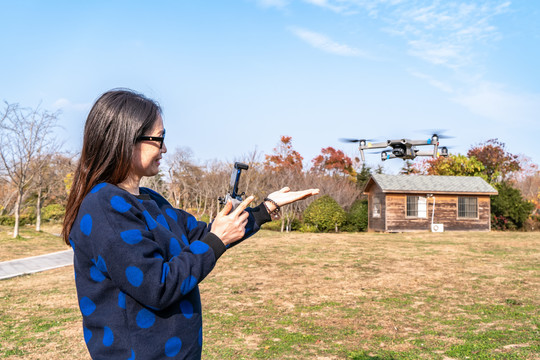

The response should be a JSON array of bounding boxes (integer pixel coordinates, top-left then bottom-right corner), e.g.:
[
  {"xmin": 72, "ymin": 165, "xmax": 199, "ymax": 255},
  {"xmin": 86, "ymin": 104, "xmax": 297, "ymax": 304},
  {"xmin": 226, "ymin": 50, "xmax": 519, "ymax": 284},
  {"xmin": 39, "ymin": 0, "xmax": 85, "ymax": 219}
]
[{"xmin": 136, "ymin": 129, "xmax": 166, "ymax": 149}]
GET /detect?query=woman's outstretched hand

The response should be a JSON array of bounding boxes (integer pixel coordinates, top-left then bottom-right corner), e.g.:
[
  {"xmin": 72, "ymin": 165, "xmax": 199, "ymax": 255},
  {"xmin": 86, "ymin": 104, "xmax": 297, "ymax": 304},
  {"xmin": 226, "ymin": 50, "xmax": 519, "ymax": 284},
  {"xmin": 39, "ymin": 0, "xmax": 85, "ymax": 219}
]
[
  {"xmin": 210, "ymin": 196, "xmax": 254, "ymax": 246},
  {"xmin": 265, "ymin": 187, "xmax": 320, "ymax": 212}
]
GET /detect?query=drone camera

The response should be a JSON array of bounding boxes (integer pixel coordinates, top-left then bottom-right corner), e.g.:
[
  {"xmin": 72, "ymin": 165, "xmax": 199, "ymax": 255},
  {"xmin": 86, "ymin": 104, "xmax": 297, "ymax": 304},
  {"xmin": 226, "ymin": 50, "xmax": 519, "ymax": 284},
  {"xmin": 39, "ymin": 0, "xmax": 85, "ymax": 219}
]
[
  {"xmin": 392, "ymin": 148, "xmax": 405, "ymax": 157},
  {"xmin": 439, "ymin": 146, "xmax": 449, "ymax": 157}
]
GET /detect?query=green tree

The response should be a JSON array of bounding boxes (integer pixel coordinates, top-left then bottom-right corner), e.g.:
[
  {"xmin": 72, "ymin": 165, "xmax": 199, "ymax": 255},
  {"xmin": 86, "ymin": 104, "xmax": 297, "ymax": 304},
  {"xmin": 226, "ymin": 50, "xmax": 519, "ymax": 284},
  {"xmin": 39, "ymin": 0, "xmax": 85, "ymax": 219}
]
[
  {"xmin": 400, "ymin": 160, "xmax": 419, "ymax": 175},
  {"xmin": 342, "ymin": 199, "xmax": 368, "ymax": 232},
  {"xmin": 303, "ymin": 195, "xmax": 346, "ymax": 232},
  {"xmin": 491, "ymin": 182, "xmax": 535, "ymax": 230},
  {"xmin": 414, "ymin": 154, "xmax": 486, "ymax": 178},
  {"xmin": 356, "ymin": 164, "xmax": 372, "ymax": 190}
]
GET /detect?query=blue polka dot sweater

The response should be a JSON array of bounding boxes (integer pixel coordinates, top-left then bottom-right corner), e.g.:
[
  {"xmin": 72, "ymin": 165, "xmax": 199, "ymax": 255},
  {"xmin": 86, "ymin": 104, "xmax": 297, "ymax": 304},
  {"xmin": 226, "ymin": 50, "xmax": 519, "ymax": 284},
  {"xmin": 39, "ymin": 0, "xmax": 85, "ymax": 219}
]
[{"xmin": 69, "ymin": 183, "xmax": 270, "ymax": 359}]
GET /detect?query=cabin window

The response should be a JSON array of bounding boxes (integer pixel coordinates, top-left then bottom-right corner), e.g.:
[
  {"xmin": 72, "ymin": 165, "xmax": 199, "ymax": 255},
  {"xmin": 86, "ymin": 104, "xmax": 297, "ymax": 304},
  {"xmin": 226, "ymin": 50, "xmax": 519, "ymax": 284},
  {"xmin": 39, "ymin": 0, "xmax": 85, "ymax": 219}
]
[
  {"xmin": 458, "ymin": 197, "xmax": 478, "ymax": 218},
  {"xmin": 407, "ymin": 196, "xmax": 427, "ymax": 218},
  {"xmin": 373, "ymin": 197, "xmax": 381, "ymax": 218}
]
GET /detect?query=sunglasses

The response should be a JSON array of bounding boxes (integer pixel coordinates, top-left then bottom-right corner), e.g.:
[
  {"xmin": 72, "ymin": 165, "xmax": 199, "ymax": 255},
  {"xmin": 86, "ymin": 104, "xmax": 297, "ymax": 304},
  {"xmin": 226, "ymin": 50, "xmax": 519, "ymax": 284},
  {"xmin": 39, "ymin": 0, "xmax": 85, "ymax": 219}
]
[{"xmin": 136, "ymin": 129, "xmax": 166, "ymax": 149}]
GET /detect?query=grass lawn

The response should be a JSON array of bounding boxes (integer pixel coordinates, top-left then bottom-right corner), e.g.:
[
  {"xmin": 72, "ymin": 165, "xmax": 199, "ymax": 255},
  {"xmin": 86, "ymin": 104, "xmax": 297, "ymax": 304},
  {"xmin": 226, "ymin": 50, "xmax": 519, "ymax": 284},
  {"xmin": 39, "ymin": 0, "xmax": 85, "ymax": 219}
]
[
  {"xmin": 0, "ymin": 224, "xmax": 68, "ymax": 262},
  {"xmin": 0, "ymin": 227, "xmax": 538, "ymax": 359}
]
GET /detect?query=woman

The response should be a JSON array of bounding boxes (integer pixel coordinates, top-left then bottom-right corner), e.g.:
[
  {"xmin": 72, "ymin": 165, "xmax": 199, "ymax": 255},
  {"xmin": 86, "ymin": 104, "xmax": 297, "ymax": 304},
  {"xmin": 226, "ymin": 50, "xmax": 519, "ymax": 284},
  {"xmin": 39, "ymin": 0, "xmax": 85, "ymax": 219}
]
[{"xmin": 61, "ymin": 89, "xmax": 319, "ymax": 359}]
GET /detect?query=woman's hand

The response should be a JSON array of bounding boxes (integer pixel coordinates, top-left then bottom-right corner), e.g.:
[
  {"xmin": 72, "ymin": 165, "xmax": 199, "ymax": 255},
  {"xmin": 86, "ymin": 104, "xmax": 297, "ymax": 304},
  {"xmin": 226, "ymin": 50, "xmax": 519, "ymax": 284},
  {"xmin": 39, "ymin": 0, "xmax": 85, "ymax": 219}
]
[
  {"xmin": 210, "ymin": 196, "xmax": 254, "ymax": 246},
  {"xmin": 264, "ymin": 187, "xmax": 320, "ymax": 212}
]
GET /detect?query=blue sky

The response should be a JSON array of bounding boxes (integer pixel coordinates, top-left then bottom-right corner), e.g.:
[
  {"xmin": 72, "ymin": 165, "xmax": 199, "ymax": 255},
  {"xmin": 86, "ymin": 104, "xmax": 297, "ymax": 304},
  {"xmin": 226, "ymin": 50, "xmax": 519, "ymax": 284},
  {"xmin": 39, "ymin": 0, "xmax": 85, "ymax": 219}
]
[{"xmin": 1, "ymin": 0, "xmax": 539, "ymax": 174}]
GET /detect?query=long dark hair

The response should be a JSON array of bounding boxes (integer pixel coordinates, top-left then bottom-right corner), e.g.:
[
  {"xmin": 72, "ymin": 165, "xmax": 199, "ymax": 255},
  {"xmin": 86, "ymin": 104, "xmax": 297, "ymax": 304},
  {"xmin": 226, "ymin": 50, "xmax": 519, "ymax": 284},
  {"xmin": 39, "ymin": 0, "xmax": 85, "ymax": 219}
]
[{"xmin": 62, "ymin": 89, "xmax": 162, "ymax": 245}]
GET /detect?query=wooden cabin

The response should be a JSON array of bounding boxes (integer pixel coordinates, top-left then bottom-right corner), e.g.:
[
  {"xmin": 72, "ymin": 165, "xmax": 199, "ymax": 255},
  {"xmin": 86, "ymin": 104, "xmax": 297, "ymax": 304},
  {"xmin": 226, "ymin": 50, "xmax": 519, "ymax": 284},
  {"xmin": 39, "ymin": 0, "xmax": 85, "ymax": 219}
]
[{"xmin": 363, "ymin": 174, "xmax": 498, "ymax": 232}]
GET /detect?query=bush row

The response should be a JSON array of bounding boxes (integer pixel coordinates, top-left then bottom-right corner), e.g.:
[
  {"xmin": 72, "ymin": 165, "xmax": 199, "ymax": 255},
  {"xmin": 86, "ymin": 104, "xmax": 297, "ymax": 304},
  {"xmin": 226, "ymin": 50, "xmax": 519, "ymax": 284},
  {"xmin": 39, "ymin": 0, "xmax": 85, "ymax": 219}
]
[
  {"xmin": 0, "ymin": 204, "xmax": 65, "ymax": 226},
  {"xmin": 262, "ymin": 195, "xmax": 368, "ymax": 233},
  {"xmin": 1, "ymin": 197, "xmax": 367, "ymax": 233}
]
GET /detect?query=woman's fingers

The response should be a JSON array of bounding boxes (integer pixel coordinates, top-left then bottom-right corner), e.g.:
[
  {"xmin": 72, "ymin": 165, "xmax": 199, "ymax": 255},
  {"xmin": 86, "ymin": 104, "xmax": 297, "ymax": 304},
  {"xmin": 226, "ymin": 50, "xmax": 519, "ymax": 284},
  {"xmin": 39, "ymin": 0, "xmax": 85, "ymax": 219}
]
[
  {"xmin": 298, "ymin": 188, "xmax": 320, "ymax": 198},
  {"xmin": 231, "ymin": 195, "xmax": 254, "ymax": 217},
  {"xmin": 268, "ymin": 188, "xmax": 320, "ymax": 206},
  {"xmin": 238, "ymin": 210, "xmax": 249, "ymax": 223},
  {"xmin": 219, "ymin": 199, "xmax": 233, "ymax": 217}
]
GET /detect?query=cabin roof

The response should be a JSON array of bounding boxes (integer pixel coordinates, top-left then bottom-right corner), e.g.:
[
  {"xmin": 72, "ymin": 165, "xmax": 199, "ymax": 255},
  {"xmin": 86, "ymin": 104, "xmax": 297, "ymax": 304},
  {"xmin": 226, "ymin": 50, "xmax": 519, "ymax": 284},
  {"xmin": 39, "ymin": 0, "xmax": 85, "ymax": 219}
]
[{"xmin": 363, "ymin": 174, "xmax": 498, "ymax": 195}]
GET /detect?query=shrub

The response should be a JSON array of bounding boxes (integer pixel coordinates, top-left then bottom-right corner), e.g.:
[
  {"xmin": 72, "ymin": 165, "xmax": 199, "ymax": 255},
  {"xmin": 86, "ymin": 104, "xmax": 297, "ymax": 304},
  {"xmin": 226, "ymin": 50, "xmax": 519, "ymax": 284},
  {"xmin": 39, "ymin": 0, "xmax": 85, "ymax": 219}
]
[
  {"xmin": 303, "ymin": 195, "xmax": 346, "ymax": 232},
  {"xmin": 42, "ymin": 204, "xmax": 65, "ymax": 222},
  {"xmin": 261, "ymin": 218, "xmax": 301, "ymax": 232},
  {"xmin": 0, "ymin": 215, "xmax": 15, "ymax": 226},
  {"xmin": 0, "ymin": 215, "xmax": 33, "ymax": 226},
  {"xmin": 198, "ymin": 214, "xmax": 210, "ymax": 223},
  {"xmin": 491, "ymin": 182, "xmax": 535, "ymax": 230},
  {"xmin": 523, "ymin": 214, "xmax": 540, "ymax": 232},
  {"xmin": 261, "ymin": 219, "xmax": 282, "ymax": 231},
  {"xmin": 342, "ymin": 199, "xmax": 368, "ymax": 232},
  {"xmin": 298, "ymin": 223, "xmax": 318, "ymax": 233}
]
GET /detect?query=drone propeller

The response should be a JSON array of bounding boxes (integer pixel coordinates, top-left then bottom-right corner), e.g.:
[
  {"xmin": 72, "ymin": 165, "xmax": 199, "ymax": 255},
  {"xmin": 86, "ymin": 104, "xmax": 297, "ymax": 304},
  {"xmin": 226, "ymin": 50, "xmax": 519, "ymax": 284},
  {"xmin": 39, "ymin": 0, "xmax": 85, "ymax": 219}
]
[
  {"xmin": 419, "ymin": 129, "xmax": 454, "ymax": 139},
  {"xmin": 339, "ymin": 138, "xmax": 377, "ymax": 143}
]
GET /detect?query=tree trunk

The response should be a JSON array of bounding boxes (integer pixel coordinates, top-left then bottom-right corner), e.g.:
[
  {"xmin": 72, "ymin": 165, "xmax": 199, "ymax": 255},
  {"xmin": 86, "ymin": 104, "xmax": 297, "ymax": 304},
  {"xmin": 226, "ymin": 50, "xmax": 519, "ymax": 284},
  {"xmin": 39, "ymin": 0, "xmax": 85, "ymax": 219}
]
[
  {"xmin": 202, "ymin": 194, "xmax": 208, "ymax": 216},
  {"xmin": 280, "ymin": 219, "xmax": 285, "ymax": 232},
  {"xmin": 36, "ymin": 186, "xmax": 42, "ymax": 232},
  {"xmin": 13, "ymin": 189, "xmax": 23, "ymax": 238},
  {"xmin": 195, "ymin": 194, "xmax": 201, "ymax": 214},
  {"xmin": 172, "ymin": 190, "xmax": 179, "ymax": 208},
  {"xmin": 209, "ymin": 198, "xmax": 215, "ymax": 221},
  {"xmin": 183, "ymin": 192, "xmax": 189, "ymax": 211}
]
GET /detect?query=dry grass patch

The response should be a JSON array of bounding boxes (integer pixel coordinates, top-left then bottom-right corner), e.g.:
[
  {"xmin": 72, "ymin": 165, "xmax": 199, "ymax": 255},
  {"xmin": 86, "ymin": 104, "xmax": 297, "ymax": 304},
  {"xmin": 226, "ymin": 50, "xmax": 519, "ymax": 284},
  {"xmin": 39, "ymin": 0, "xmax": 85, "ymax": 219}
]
[
  {"xmin": 0, "ymin": 267, "xmax": 88, "ymax": 359},
  {"xmin": 0, "ymin": 224, "xmax": 68, "ymax": 262},
  {"xmin": 0, "ymin": 230, "xmax": 538, "ymax": 359},
  {"xmin": 201, "ymin": 231, "xmax": 539, "ymax": 359}
]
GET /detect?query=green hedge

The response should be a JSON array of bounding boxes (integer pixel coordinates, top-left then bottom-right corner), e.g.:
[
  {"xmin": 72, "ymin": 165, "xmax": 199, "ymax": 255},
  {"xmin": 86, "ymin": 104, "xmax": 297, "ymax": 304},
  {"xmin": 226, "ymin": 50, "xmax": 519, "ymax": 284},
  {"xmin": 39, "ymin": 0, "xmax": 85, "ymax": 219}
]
[
  {"xmin": 0, "ymin": 215, "xmax": 34, "ymax": 226},
  {"xmin": 303, "ymin": 195, "xmax": 346, "ymax": 232},
  {"xmin": 42, "ymin": 204, "xmax": 65, "ymax": 222},
  {"xmin": 342, "ymin": 199, "xmax": 368, "ymax": 232}
]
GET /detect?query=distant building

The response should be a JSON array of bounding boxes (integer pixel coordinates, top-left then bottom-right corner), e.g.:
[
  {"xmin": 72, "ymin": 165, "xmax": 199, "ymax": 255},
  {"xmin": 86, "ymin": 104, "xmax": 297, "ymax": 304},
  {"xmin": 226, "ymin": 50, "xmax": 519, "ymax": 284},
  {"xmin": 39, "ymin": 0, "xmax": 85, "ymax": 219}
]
[{"xmin": 362, "ymin": 174, "xmax": 498, "ymax": 232}]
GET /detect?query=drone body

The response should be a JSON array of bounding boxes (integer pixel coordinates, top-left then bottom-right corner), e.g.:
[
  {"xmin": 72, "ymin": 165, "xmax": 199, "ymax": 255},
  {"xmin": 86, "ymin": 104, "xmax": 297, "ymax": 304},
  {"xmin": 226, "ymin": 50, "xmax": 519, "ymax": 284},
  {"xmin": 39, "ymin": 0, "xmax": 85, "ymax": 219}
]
[{"xmin": 342, "ymin": 134, "xmax": 449, "ymax": 162}]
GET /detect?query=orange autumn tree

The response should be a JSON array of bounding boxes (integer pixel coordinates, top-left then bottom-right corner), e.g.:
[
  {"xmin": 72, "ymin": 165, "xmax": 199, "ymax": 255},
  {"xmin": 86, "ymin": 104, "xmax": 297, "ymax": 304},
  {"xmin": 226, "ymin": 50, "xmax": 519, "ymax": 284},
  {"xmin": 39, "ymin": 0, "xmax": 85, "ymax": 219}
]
[
  {"xmin": 311, "ymin": 147, "xmax": 356, "ymax": 179},
  {"xmin": 264, "ymin": 135, "xmax": 303, "ymax": 173},
  {"xmin": 467, "ymin": 138, "xmax": 521, "ymax": 184},
  {"xmin": 263, "ymin": 136, "xmax": 305, "ymax": 232}
]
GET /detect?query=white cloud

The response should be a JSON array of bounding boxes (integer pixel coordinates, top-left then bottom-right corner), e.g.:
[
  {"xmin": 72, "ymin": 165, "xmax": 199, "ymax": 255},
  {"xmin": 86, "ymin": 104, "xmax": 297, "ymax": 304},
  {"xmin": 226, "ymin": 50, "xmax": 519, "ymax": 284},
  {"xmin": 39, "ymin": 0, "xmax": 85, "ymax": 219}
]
[
  {"xmin": 301, "ymin": 0, "xmax": 350, "ymax": 14},
  {"xmin": 255, "ymin": 0, "xmax": 289, "ymax": 9},
  {"xmin": 409, "ymin": 70, "xmax": 454, "ymax": 93},
  {"xmin": 407, "ymin": 40, "xmax": 466, "ymax": 69},
  {"xmin": 388, "ymin": 1, "xmax": 509, "ymax": 68},
  {"xmin": 52, "ymin": 98, "xmax": 90, "ymax": 112},
  {"xmin": 452, "ymin": 82, "xmax": 540, "ymax": 125},
  {"xmin": 290, "ymin": 27, "xmax": 369, "ymax": 57},
  {"xmin": 290, "ymin": 0, "xmax": 510, "ymax": 69}
]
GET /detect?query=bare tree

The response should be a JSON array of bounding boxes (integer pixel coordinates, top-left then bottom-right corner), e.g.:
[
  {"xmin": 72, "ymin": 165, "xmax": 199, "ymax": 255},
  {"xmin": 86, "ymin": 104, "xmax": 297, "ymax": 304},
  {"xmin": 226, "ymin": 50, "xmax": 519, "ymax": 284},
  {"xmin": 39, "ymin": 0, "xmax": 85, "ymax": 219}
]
[
  {"xmin": 140, "ymin": 170, "xmax": 169, "ymax": 198},
  {"xmin": 166, "ymin": 147, "xmax": 202, "ymax": 209},
  {"xmin": 32, "ymin": 152, "xmax": 73, "ymax": 231},
  {"xmin": 0, "ymin": 102, "xmax": 60, "ymax": 237},
  {"xmin": 0, "ymin": 175, "xmax": 16, "ymax": 216}
]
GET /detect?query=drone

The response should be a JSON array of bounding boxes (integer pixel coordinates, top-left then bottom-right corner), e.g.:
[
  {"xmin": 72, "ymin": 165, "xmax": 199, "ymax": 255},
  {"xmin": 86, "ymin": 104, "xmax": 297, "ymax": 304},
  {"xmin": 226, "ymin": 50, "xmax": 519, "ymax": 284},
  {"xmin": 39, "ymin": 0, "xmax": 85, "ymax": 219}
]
[{"xmin": 341, "ymin": 133, "xmax": 450, "ymax": 162}]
